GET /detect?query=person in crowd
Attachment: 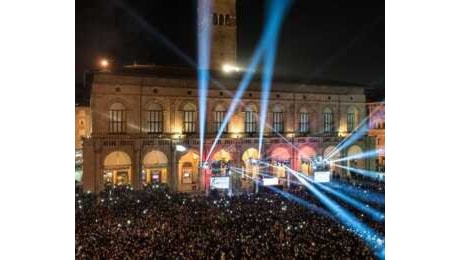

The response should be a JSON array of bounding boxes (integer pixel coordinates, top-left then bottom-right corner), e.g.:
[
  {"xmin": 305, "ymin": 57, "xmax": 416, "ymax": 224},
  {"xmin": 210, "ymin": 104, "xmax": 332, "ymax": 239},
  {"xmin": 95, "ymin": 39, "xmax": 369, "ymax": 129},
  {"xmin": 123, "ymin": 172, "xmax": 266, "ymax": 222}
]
[{"xmin": 76, "ymin": 183, "xmax": 384, "ymax": 259}]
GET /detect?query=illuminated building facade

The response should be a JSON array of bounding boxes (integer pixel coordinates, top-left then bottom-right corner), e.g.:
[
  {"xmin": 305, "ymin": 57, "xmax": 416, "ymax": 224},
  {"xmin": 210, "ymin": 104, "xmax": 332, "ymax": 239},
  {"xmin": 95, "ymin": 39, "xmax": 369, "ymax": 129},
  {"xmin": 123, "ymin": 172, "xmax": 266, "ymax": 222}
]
[
  {"xmin": 367, "ymin": 102, "xmax": 385, "ymax": 172},
  {"xmin": 81, "ymin": 69, "xmax": 376, "ymax": 192},
  {"xmin": 75, "ymin": 106, "xmax": 91, "ymax": 150},
  {"xmin": 75, "ymin": 106, "xmax": 91, "ymax": 181},
  {"xmin": 80, "ymin": 0, "xmax": 377, "ymax": 192}
]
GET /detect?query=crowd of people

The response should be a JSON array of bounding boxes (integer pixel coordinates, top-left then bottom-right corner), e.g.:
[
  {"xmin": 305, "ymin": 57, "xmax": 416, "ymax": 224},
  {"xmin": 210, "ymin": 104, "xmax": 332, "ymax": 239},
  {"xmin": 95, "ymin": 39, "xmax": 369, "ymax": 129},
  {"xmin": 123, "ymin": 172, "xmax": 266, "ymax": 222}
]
[{"xmin": 76, "ymin": 183, "xmax": 384, "ymax": 259}]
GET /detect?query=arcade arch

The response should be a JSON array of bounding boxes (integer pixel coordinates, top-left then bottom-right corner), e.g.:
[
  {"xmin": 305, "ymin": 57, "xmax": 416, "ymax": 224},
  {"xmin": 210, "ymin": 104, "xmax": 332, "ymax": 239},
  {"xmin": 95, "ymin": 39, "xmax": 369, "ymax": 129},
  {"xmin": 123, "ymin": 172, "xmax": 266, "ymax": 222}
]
[
  {"xmin": 298, "ymin": 145, "xmax": 316, "ymax": 176},
  {"xmin": 143, "ymin": 150, "xmax": 168, "ymax": 185},
  {"xmin": 241, "ymin": 148, "xmax": 259, "ymax": 180},
  {"xmin": 103, "ymin": 151, "xmax": 132, "ymax": 186},
  {"xmin": 270, "ymin": 146, "xmax": 290, "ymax": 179},
  {"xmin": 178, "ymin": 151, "xmax": 200, "ymax": 192},
  {"xmin": 211, "ymin": 149, "xmax": 232, "ymax": 176},
  {"xmin": 347, "ymin": 145, "xmax": 364, "ymax": 175}
]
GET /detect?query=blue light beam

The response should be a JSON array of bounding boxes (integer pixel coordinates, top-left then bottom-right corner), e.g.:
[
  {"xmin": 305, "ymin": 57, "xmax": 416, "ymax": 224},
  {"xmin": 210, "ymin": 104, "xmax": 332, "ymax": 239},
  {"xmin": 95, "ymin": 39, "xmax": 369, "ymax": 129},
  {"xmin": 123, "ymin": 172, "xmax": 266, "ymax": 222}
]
[
  {"xmin": 326, "ymin": 181, "xmax": 385, "ymax": 205},
  {"xmin": 206, "ymin": 0, "xmax": 291, "ymax": 161},
  {"xmin": 296, "ymin": 174, "xmax": 385, "ymax": 222},
  {"xmin": 331, "ymin": 148, "xmax": 384, "ymax": 163},
  {"xmin": 230, "ymin": 166, "xmax": 335, "ymax": 220},
  {"xmin": 258, "ymin": 0, "xmax": 286, "ymax": 156},
  {"xmin": 326, "ymin": 102, "xmax": 385, "ymax": 160},
  {"xmin": 326, "ymin": 123, "xmax": 369, "ymax": 160},
  {"xmin": 197, "ymin": 0, "xmax": 213, "ymax": 161},
  {"xmin": 287, "ymin": 168, "xmax": 385, "ymax": 259},
  {"xmin": 335, "ymin": 164, "xmax": 385, "ymax": 180}
]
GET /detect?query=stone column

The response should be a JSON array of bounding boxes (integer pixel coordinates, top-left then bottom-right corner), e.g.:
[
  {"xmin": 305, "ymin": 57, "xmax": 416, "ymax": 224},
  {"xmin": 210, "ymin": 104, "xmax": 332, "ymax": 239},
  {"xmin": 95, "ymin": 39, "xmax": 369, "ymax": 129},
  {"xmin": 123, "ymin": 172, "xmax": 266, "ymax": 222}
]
[
  {"xmin": 94, "ymin": 141, "xmax": 103, "ymax": 193},
  {"xmin": 132, "ymin": 142, "xmax": 142, "ymax": 190},
  {"xmin": 205, "ymin": 168, "xmax": 211, "ymax": 196},
  {"xmin": 170, "ymin": 148, "xmax": 176, "ymax": 192},
  {"xmin": 287, "ymin": 145, "xmax": 294, "ymax": 188},
  {"xmin": 94, "ymin": 152, "xmax": 101, "ymax": 192},
  {"xmin": 233, "ymin": 143, "xmax": 241, "ymax": 194},
  {"xmin": 170, "ymin": 145, "xmax": 179, "ymax": 192},
  {"xmin": 82, "ymin": 140, "xmax": 95, "ymax": 192},
  {"xmin": 199, "ymin": 147, "xmax": 206, "ymax": 192}
]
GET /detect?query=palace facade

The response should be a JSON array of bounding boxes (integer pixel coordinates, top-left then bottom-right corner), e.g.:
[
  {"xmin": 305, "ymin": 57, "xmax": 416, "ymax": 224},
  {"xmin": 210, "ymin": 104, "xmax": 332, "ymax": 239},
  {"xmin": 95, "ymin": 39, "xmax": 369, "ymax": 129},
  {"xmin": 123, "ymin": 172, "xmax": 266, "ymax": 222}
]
[
  {"xmin": 81, "ymin": 67, "xmax": 376, "ymax": 192},
  {"xmin": 78, "ymin": 0, "xmax": 378, "ymax": 193},
  {"xmin": 367, "ymin": 102, "xmax": 385, "ymax": 172}
]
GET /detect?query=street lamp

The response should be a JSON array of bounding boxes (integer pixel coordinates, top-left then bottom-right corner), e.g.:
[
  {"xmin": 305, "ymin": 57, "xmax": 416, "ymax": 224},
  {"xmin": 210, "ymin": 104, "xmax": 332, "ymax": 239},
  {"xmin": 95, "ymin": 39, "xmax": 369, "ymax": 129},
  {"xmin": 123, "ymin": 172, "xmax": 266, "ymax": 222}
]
[
  {"xmin": 100, "ymin": 58, "xmax": 109, "ymax": 69},
  {"xmin": 175, "ymin": 144, "xmax": 187, "ymax": 152},
  {"xmin": 222, "ymin": 64, "xmax": 240, "ymax": 74}
]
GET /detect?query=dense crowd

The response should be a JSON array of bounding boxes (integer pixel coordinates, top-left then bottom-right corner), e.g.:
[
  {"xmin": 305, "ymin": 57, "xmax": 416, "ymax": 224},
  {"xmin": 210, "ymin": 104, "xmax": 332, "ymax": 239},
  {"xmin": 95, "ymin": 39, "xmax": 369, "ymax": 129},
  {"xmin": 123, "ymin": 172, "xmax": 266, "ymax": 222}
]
[{"xmin": 76, "ymin": 184, "xmax": 384, "ymax": 259}]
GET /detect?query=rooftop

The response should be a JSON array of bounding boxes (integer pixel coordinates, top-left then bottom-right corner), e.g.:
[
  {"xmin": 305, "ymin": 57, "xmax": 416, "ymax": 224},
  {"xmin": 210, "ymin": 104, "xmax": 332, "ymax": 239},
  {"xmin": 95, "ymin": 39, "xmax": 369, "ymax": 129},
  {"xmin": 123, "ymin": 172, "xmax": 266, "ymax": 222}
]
[{"xmin": 90, "ymin": 64, "xmax": 367, "ymax": 95}]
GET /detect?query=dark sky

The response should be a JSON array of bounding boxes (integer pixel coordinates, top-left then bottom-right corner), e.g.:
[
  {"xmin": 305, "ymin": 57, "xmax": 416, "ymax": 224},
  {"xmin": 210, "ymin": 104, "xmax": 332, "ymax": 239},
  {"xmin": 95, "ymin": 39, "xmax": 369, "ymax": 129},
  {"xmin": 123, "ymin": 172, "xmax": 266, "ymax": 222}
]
[{"xmin": 76, "ymin": 0, "xmax": 384, "ymax": 103}]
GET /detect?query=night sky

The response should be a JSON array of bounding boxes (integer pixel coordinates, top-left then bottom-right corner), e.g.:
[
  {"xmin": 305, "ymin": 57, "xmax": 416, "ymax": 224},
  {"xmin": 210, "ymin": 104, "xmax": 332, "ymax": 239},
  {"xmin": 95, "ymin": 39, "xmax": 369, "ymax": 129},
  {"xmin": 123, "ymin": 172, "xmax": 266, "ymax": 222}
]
[{"xmin": 76, "ymin": 0, "xmax": 384, "ymax": 103}]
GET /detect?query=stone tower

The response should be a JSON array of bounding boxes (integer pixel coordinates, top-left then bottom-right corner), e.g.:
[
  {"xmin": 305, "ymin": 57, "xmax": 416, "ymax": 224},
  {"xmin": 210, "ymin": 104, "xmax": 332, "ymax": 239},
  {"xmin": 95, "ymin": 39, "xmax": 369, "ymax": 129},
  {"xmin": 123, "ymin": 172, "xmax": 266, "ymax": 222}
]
[{"xmin": 198, "ymin": 0, "xmax": 237, "ymax": 71}]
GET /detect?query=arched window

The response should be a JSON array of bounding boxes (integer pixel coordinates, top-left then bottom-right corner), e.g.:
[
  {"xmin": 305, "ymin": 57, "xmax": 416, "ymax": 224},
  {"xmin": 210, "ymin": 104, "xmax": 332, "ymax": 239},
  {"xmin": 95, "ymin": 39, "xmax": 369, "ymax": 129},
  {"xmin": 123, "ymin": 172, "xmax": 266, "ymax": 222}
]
[
  {"xmin": 272, "ymin": 104, "xmax": 284, "ymax": 133},
  {"xmin": 183, "ymin": 103, "xmax": 196, "ymax": 134},
  {"xmin": 109, "ymin": 103, "xmax": 126, "ymax": 133},
  {"xmin": 323, "ymin": 107, "xmax": 333, "ymax": 134},
  {"xmin": 225, "ymin": 14, "xmax": 231, "ymax": 26},
  {"xmin": 299, "ymin": 107, "xmax": 310, "ymax": 134},
  {"xmin": 213, "ymin": 104, "xmax": 227, "ymax": 133},
  {"xmin": 212, "ymin": 13, "xmax": 218, "ymax": 25},
  {"xmin": 219, "ymin": 14, "xmax": 224, "ymax": 26},
  {"xmin": 347, "ymin": 106, "xmax": 358, "ymax": 132},
  {"xmin": 244, "ymin": 105, "xmax": 257, "ymax": 134},
  {"xmin": 146, "ymin": 103, "xmax": 163, "ymax": 134}
]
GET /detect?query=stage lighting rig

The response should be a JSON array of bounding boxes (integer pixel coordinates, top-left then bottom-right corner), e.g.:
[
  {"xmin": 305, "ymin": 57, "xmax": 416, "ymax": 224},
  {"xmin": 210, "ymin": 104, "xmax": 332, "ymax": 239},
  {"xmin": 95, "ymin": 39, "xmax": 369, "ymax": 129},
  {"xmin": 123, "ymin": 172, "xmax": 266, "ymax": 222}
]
[
  {"xmin": 311, "ymin": 156, "xmax": 332, "ymax": 183},
  {"xmin": 312, "ymin": 156, "xmax": 331, "ymax": 171}
]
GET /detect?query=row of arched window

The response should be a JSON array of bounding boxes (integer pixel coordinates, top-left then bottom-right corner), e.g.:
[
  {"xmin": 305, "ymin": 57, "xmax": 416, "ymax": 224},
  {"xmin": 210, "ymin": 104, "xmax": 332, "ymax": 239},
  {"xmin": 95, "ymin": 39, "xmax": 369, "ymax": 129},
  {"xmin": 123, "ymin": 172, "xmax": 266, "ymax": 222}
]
[
  {"xmin": 212, "ymin": 13, "xmax": 236, "ymax": 26},
  {"xmin": 108, "ymin": 102, "xmax": 359, "ymax": 135}
]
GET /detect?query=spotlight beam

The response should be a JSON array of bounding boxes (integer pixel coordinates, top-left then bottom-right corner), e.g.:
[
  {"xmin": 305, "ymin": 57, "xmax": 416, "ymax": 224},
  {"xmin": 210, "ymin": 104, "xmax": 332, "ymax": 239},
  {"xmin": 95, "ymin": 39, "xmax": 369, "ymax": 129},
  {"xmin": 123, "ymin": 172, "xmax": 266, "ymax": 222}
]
[
  {"xmin": 296, "ymin": 174, "xmax": 385, "ymax": 222},
  {"xmin": 206, "ymin": 0, "xmax": 291, "ymax": 161},
  {"xmin": 115, "ymin": 0, "xmax": 288, "ymax": 163},
  {"xmin": 197, "ymin": 0, "xmax": 213, "ymax": 161},
  {"xmin": 326, "ymin": 102, "xmax": 385, "ymax": 159},
  {"xmin": 114, "ymin": 0, "xmax": 242, "ymax": 105},
  {"xmin": 326, "ymin": 124, "xmax": 369, "ymax": 160},
  {"xmin": 326, "ymin": 102, "xmax": 385, "ymax": 160},
  {"xmin": 230, "ymin": 167, "xmax": 335, "ymax": 220},
  {"xmin": 258, "ymin": 0, "xmax": 284, "ymax": 157},
  {"xmin": 331, "ymin": 148, "xmax": 384, "ymax": 163},
  {"xmin": 326, "ymin": 182, "xmax": 385, "ymax": 205},
  {"xmin": 287, "ymin": 167, "xmax": 385, "ymax": 259},
  {"xmin": 335, "ymin": 164, "xmax": 384, "ymax": 180}
]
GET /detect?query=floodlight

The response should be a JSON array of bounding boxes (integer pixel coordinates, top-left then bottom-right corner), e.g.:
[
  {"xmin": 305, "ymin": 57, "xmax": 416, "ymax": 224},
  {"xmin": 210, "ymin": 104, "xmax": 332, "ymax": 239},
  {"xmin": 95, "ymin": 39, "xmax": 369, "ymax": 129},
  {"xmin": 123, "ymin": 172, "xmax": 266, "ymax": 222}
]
[
  {"xmin": 175, "ymin": 145, "xmax": 187, "ymax": 152},
  {"xmin": 222, "ymin": 64, "xmax": 240, "ymax": 73}
]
